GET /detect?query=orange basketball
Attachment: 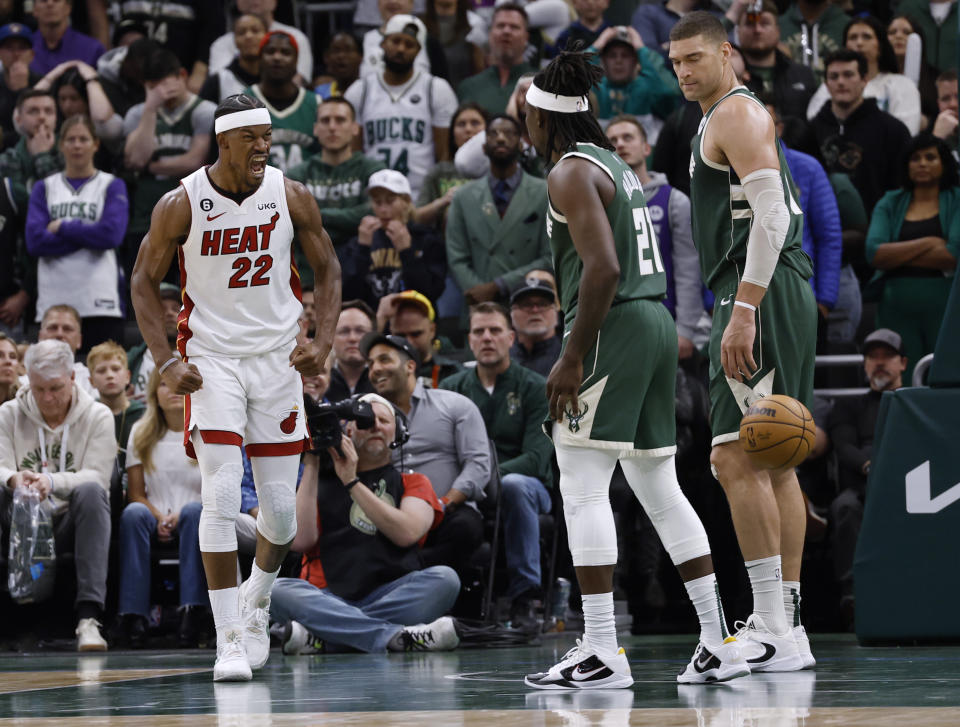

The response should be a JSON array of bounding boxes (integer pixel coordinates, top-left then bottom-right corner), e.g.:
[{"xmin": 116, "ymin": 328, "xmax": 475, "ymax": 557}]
[{"xmin": 739, "ymin": 395, "xmax": 816, "ymax": 470}]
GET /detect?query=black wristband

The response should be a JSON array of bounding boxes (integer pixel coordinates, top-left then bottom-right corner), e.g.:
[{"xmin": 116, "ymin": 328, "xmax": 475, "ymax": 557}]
[{"xmin": 344, "ymin": 477, "xmax": 361, "ymax": 491}]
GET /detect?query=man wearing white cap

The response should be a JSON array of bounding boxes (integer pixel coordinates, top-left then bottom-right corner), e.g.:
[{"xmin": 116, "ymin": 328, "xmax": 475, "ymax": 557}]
[
  {"xmin": 344, "ymin": 14, "xmax": 458, "ymax": 198},
  {"xmin": 130, "ymin": 94, "xmax": 341, "ymax": 682}
]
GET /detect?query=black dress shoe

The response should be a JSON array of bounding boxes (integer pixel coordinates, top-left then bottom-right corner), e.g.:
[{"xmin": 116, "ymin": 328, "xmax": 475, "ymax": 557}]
[
  {"xmin": 509, "ymin": 590, "xmax": 543, "ymax": 633},
  {"xmin": 119, "ymin": 614, "xmax": 147, "ymax": 648},
  {"xmin": 178, "ymin": 605, "xmax": 213, "ymax": 648}
]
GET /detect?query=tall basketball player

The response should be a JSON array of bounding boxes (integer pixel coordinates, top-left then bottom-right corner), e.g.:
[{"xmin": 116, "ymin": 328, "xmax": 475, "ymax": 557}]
[
  {"xmin": 669, "ymin": 12, "xmax": 817, "ymax": 671},
  {"xmin": 522, "ymin": 48, "xmax": 748, "ymax": 690},
  {"xmin": 131, "ymin": 94, "xmax": 341, "ymax": 681}
]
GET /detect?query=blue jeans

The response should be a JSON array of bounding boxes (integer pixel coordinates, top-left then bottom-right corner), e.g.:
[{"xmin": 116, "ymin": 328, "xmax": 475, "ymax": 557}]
[
  {"xmin": 828, "ymin": 264, "xmax": 862, "ymax": 344},
  {"xmin": 270, "ymin": 566, "xmax": 460, "ymax": 653},
  {"xmin": 501, "ymin": 473, "xmax": 552, "ymax": 599},
  {"xmin": 117, "ymin": 501, "xmax": 208, "ymax": 617}
]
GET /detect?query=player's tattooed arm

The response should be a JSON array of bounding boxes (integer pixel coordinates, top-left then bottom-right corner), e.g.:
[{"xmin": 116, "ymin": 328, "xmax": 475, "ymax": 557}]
[
  {"xmin": 130, "ymin": 188, "xmax": 203, "ymax": 394},
  {"xmin": 286, "ymin": 177, "xmax": 342, "ymax": 376}
]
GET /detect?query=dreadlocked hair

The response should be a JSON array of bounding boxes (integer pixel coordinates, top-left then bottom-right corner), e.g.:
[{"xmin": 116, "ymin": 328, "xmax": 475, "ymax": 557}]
[{"xmin": 532, "ymin": 42, "xmax": 613, "ymax": 162}]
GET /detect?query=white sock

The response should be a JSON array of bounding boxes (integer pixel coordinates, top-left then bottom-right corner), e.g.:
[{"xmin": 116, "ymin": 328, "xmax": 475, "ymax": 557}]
[
  {"xmin": 209, "ymin": 586, "xmax": 240, "ymax": 634},
  {"xmin": 581, "ymin": 592, "xmax": 618, "ymax": 657},
  {"xmin": 243, "ymin": 562, "xmax": 280, "ymax": 607},
  {"xmin": 684, "ymin": 573, "xmax": 729, "ymax": 648},
  {"xmin": 745, "ymin": 555, "xmax": 788, "ymax": 635},
  {"xmin": 783, "ymin": 580, "xmax": 801, "ymax": 629}
]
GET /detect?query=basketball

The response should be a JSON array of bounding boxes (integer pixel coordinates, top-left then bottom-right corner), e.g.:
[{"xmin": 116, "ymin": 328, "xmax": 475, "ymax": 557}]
[{"xmin": 739, "ymin": 395, "xmax": 816, "ymax": 470}]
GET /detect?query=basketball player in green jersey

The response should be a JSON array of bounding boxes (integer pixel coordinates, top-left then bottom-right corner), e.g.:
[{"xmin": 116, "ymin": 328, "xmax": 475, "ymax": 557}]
[
  {"xmin": 522, "ymin": 48, "xmax": 749, "ymax": 690},
  {"xmin": 669, "ymin": 11, "xmax": 817, "ymax": 672}
]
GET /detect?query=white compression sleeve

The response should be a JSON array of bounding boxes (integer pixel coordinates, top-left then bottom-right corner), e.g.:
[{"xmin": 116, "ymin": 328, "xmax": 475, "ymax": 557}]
[{"xmin": 740, "ymin": 168, "xmax": 790, "ymax": 289}]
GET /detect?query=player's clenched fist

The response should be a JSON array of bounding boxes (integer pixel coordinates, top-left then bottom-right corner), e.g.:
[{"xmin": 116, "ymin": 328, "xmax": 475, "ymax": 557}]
[
  {"xmin": 289, "ymin": 341, "xmax": 330, "ymax": 376},
  {"xmin": 162, "ymin": 360, "xmax": 204, "ymax": 394}
]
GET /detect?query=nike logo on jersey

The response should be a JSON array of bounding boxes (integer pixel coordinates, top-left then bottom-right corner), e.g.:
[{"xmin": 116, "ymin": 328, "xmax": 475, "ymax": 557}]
[
  {"xmin": 694, "ymin": 647, "xmax": 721, "ymax": 673},
  {"xmin": 206, "ymin": 211, "xmax": 226, "ymax": 221},
  {"xmin": 746, "ymin": 641, "xmax": 776, "ymax": 665},
  {"xmin": 719, "ymin": 295, "xmax": 733, "ymax": 306}
]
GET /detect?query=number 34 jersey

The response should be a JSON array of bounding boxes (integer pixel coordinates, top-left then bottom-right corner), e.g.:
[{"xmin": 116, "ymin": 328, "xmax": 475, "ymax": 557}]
[
  {"xmin": 178, "ymin": 165, "xmax": 302, "ymax": 359},
  {"xmin": 548, "ymin": 143, "xmax": 666, "ymax": 322}
]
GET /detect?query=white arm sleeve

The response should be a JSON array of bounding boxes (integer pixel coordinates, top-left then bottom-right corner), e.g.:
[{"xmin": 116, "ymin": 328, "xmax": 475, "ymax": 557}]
[{"xmin": 741, "ymin": 168, "xmax": 789, "ymax": 289}]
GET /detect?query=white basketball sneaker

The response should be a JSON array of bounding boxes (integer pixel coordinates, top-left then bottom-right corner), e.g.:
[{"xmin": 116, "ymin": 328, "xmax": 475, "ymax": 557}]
[
  {"xmin": 793, "ymin": 625, "xmax": 816, "ymax": 669},
  {"xmin": 214, "ymin": 628, "xmax": 252, "ymax": 682},
  {"xmin": 677, "ymin": 637, "xmax": 751, "ymax": 683},
  {"xmin": 525, "ymin": 639, "xmax": 634, "ymax": 690},
  {"xmin": 733, "ymin": 615, "xmax": 805, "ymax": 672},
  {"xmin": 239, "ymin": 581, "xmax": 271, "ymax": 670}
]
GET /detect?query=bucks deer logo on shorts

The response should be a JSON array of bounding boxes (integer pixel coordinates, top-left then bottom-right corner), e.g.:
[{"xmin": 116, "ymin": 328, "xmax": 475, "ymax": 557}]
[
  {"xmin": 565, "ymin": 402, "xmax": 589, "ymax": 433},
  {"xmin": 278, "ymin": 407, "xmax": 300, "ymax": 435}
]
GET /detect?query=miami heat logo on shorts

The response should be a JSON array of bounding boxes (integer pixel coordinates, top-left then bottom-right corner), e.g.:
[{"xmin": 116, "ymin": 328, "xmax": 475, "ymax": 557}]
[{"xmin": 278, "ymin": 407, "xmax": 300, "ymax": 434}]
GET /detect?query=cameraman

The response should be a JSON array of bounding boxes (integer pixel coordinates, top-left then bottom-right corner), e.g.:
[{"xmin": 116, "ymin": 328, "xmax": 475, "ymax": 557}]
[{"xmin": 270, "ymin": 394, "xmax": 461, "ymax": 653}]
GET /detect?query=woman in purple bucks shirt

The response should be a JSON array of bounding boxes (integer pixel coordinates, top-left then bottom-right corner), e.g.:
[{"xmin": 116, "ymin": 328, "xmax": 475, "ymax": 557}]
[{"xmin": 25, "ymin": 114, "xmax": 129, "ymax": 353}]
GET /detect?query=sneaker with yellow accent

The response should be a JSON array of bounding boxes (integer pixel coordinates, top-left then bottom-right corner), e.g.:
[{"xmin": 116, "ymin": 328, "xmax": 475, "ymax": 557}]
[
  {"xmin": 525, "ymin": 640, "xmax": 634, "ymax": 690},
  {"xmin": 677, "ymin": 636, "xmax": 751, "ymax": 683}
]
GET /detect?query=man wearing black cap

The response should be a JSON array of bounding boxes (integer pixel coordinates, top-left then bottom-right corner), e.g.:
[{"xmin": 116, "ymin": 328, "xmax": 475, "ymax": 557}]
[
  {"xmin": 0, "ymin": 24, "xmax": 39, "ymax": 151},
  {"xmin": 827, "ymin": 328, "xmax": 907, "ymax": 626},
  {"xmin": 509, "ymin": 275, "xmax": 562, "ymax": 378},
  {"xmin": 363, "ymin": 330, "xmax": 490, "ymax": 578}
]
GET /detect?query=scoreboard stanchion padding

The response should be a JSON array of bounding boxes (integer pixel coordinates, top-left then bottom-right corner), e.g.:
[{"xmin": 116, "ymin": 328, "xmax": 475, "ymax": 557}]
[{"xmin": 929, "ymin": 271, "xmax": 960, "ymax": 387}]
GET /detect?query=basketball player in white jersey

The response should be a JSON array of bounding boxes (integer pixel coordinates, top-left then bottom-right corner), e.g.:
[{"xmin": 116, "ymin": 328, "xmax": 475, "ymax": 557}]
[{"xmin": 130, "ymin": 94, "xmax": 341, "ymax": 682}]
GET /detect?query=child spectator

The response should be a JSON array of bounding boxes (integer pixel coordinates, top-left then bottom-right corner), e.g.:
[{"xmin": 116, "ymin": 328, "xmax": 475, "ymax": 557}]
[{"xmin": 86, "ymin": 341, "xmax": 145, "ymax": 478}]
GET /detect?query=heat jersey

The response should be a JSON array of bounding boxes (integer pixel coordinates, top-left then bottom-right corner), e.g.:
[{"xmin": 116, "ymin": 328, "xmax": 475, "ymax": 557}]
[{"xmin": 178, "ymin": 165, "xmax": 302, "ymax": 358}]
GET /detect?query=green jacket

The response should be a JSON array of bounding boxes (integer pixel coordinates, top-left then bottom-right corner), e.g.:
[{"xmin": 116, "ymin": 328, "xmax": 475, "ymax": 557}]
[
  {"xmin": 445, "ymin": 171, "xmax": 551, "ymax": 296},
  {"xmin": 456, "ymin": 63, "xmax": 536, "ymax": 115},
  {"xmin": 779, "ymin": 3, "xmax": 850, "ymax": 79},
  {"xmin": 440, "ymin": 361, "xmax": 552, "ymax": 485},
  {"xmin": 589, "ymin": 45, "xmax": 680, "ymax": 120},
  {"xmin": 897, "ymin": 0, "xmax": 958, "ymax": 73},
  {"xmin": 0, "ymin": 137, "xmax": 63, "ymax": 212}
]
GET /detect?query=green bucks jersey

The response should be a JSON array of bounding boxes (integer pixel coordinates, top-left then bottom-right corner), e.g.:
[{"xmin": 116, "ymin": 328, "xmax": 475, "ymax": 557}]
[
  {"xmin": 689, "ymin": 86, "xmax": 812, "ymax": 289},
  {"xmin": 548, "ymin": 143, "xmax": 666, "ymax": 321},
  {"xmin": 244, "ymin": 85, "xmax": 319, "ymax": 173}
]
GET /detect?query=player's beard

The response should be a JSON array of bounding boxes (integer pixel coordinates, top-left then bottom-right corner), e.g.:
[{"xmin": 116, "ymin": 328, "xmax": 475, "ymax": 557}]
[{"xmin": 384, "ymin": 56, "xmax": 415, "ymax": 75}]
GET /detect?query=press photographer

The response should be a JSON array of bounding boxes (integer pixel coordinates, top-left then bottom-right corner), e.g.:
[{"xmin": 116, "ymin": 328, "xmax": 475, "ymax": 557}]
[{"xmin": 270, "ymin": 393, "xmax": 461, "ymax": 653}]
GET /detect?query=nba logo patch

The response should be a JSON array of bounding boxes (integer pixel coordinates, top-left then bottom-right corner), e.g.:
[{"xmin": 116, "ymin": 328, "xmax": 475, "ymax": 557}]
[{"xmin": 278, "ymin": 407, "xmax": 299, "ymax": 434}]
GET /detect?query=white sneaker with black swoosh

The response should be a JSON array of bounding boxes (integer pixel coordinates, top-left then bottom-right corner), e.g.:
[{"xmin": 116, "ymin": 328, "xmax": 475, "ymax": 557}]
[
  {"xmin": 677, "ymin": 637, "xmax": 751, "ymax": 683},
  {"xmin": 525, "ymin": 639, "xmax": 633, "ymax": 690},
  {"xmin": 734, "ymin": 615, "xmax": 805, "ymax": 672}
]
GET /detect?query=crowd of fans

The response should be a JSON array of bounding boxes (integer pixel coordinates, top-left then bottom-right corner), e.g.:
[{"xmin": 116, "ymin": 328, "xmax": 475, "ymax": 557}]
[{"xmin": 0, "ymin": 0, "xmax": 956, "ymax": 650}]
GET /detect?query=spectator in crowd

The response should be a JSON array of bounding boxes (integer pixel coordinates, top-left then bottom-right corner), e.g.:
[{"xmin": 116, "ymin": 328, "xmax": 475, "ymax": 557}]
[
  {"xmin": 811, "ymin": 49, "xmax": 911, "ymax": 214},
  {"xmin": 828, "ymin": 328, "xmax": 907, "ymax": 628},
  {"xmin": 243, "ymin": 31, "xmax": 318, "ymax": 173},
  {"xmin": 0, "ymin": 23, "xmax": 40, "ymax": 152},
  {"xmin": 806, "ymin": 16, "xmax": 922, "ymax": 135},
  {"xmin": 457, "ymin": 4, "xmax": 536, "ymax": 114},
  {"xmin": 114, "ymin": 0, "xmax": 224, "ymax": 93},
  {"xmin": 377, "ymin": 290, "xmax": 462, "ymax": 386},
  {"xmin": 440, "ymin": 302, "xmax": 552, "ymax": 627},
  {"xmin": 896, "ymin": 0, "xmax": 957, "ymax": 74},
  {"xmin": 127, "ymin": 282, "xmax": 179, "ymax": 404},
  {"xmin": 34, "ymin": 61, "xmax": 123, "ymax": 152},
  {"xmin": 554, "ymin": 0, "xmax": 610, "ymax": 54},
  {"xmin": 423, "ymin": 0, "xmax": 484, "ymax": 86},
  {"xmin": 118, "ymin": 368, "xmax": 208, "ymax": 647},
  {"xmin": 362, "ymin": 0, "xmax": 449, "ymax": 80},
  {"xmin": 632, "ymin": 0, "xmax": 716, "ymax": 62},
  {"xmin": 86, "ymin": 340, "xmax": 144, "ymax": 477},
  {"xmin": 30, "ymin": 0, "xmax": 105, "ymax": 77},
  {"xmin": 272, "ymin": 393, "xmax": 459, "ymax": 654},
  {"xmin": 341, "ymin": 169, "xmax": 446, "ymax": 311},
  {"xmin": 591, "ymin": 25, "xmax": 680, "ymax": 135},
  {"xmin": 886, "ymin": 15, "xmax": 939, "ymax": 124},
  {"xmin": 346, "ymin": 15, "xmax": 457, "ymax": 199},
  {"xmin": 326, "ymin": 301, "xmax": 377, "ymax": 402},
  {"xmin": 446, "ymin": 115, "xmax": 550, "ymax": 313},
  {"xmin": 210, "ymin": 0, "xmax": 312, "ymax": 85},
  {"xmin": 36, "ymin": 304, "xmax": 95, "ymax": 396},
  {"xmin": 298, "ymin": 287, "xmax": 316, "ymax": 342},
  {"xmin": 605, "ymin": 115, "xmax": 707, "ymax": 358},
  {"xmin": 866, "ymin": 132, "xmax": 960, "ymax": 383},
  {"xmin": 0, "ymin": 90, "xmax": 63, "ymax": 213},
  {"xmin": 287, "ymin": 97, "xmax": 386, "ymax": 265},
  {"xmin": 26, "ymin": 115, "xmax": 128, "ymax": 352},
  {"xmin": 96, "ymin": 35, "xmax": 154, "ymax": 121},
  {"xmin": 364, "ymin": 332, "xmax": 489, "ymax": 576},
  {"xmin": 509, "ymin": 275, "xmax": 561, "ymax": 377},
  {"xmin": 651, "ymin": 98, "xmax": 701, "ymax": 195},
  {"xmin": 0, "ymin": 173, "xmax": 26, "ymax": 340},
  {"xmin": 778, "ymin": 0, "xmax": 850, "ymax": 78},
  {"xmin": 0, "ymin": 339, "xmax": 114, "ymax": 650},
  {"xmin": 314, "ymin": 32, "xmax": 363, "ymax": 100},
  {"xmin": 733, "ymin": 1, "xmax": 817, "ymax": 122},
  {"xmin": 123, "ymin": 49, "xmax": 214, "ymax": 281},
  {"xmin": 826, "ymin": 170, "xmax": 868, "ymax": 344},
  {"xmin": 414, "ymin": 101, "xmax": 488, "ymax": 228},
  {"xmin": 931, "ymin": 69, "xmax": 958, "ymax": 150},
  {"xmin": 199, "ymin": 14, "xmax": 267, "ymax": 104},
  {"xmin": 0, "ymin": 332, "xmax": 18, "ymax": 404}
]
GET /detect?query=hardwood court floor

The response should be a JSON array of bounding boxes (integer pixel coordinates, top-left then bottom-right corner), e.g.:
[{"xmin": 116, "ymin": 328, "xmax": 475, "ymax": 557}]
[{"xmin": 1, "ymin": 634, "xmax": 959, "ymax": 725}]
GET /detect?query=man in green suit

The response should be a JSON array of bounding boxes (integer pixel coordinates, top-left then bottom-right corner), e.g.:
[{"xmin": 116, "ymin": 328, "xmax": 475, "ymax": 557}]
[{"xmin": 445, "ymin": 115, "xmax": 552, "ymax": 320}]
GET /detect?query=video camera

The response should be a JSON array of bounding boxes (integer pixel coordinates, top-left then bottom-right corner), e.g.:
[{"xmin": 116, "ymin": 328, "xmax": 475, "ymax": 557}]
[{"xmin": 304, "ymin": 395, "xmax": 376, "ymax": 458}]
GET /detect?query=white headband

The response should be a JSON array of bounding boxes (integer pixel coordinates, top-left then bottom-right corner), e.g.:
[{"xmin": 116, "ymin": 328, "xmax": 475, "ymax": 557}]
[
  {"xmin": 525, "ymin": 83, "xmax": 589, "ymax": 114},
  {"xmin": 214, "ymin": 108, "xmax": 272, "ymax": 134}
]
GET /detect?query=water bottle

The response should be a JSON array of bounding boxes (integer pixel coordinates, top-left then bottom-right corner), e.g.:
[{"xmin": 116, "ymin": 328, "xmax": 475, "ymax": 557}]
[{"xmin": 551, "ymin": 578, "xmax": 570, "ymax": 622}]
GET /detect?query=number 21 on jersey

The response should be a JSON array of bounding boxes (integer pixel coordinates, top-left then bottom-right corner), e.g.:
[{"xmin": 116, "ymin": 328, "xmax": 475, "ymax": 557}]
[{"xmin": 632, "ymin": 207, "xmax": 664, "ymax": 276}]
